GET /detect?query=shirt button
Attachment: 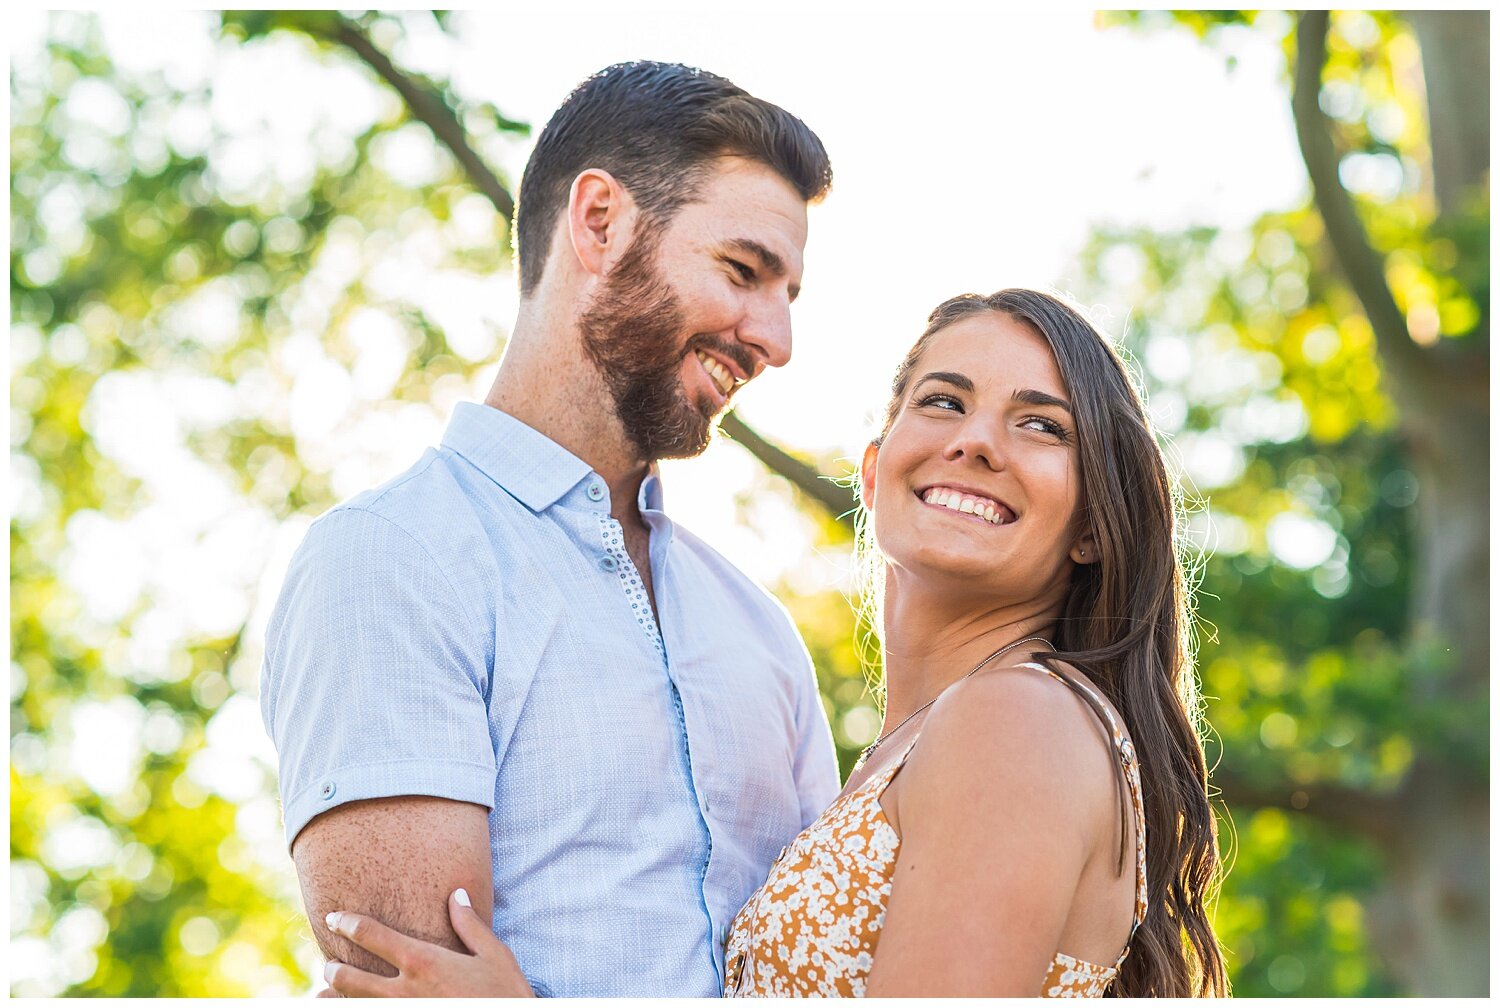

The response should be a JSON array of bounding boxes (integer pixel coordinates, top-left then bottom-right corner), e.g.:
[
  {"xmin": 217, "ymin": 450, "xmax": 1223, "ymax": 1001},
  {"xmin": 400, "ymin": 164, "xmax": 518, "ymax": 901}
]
[
  {"xmin": 599, "ymin": 556, "xmax": 618, "ymax": 572},
  {"xmin": 586, "ymin": 482, "xmax": 605, "ymax": 502},
  {"xmin": 319, "ymin": 781, "xmax": 337, "ymax": 800}
]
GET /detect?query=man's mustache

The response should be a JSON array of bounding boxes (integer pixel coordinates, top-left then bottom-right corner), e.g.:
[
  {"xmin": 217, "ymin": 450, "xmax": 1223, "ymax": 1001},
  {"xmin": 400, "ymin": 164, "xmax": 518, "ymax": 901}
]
[{"xmin": 687, "ymin": 334, "xmax": 756, "ymax": 380}]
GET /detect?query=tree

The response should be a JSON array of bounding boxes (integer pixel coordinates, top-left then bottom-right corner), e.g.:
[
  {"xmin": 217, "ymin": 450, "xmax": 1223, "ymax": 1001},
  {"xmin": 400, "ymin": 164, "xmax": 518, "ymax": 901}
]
[{"xmin": 1089, "ymin": 12, "xmax": 1487, "ymax": 996}]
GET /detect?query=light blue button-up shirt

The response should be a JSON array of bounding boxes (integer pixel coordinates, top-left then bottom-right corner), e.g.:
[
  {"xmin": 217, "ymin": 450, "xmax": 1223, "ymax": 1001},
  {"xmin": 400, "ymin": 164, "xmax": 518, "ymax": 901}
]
[{"xmin": 261, "ymin": 402, "xmax": 839, "ymax": 996}]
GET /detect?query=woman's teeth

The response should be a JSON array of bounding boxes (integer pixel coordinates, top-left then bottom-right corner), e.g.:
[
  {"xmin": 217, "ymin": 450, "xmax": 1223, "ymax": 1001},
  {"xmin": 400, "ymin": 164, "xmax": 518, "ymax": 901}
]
[
  {"xmin": 921, "ymin": 487, "xmax": 1013, "ymax": 525},
  {"xmin": 695, "ymin": 350, "xmax": 736, "ymax": 397}
]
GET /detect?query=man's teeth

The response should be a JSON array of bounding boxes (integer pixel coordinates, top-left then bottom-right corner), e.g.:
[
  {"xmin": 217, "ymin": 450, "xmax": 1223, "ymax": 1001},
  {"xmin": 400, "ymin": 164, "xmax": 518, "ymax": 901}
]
[
  {"xmin": 921, "ymin": 487, "xmax": 1013, "ymax": 525},
  {"xmin": 695, "ymin": 350, "xmax": 737, "ymax": 397}
]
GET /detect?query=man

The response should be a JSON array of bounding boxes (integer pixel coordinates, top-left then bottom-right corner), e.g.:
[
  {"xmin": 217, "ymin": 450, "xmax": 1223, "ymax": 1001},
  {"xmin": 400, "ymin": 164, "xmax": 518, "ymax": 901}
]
[{"xmin": 260, "ymin": 62, "xmax": 839, "ymax": 997}]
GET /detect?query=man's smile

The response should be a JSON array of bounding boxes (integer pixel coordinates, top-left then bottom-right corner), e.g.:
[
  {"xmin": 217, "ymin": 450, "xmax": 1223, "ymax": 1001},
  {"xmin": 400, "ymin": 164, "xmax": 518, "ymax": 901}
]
[{"xmin": 694, "ymin": 348, "xmax": 745, "ymax": 399}]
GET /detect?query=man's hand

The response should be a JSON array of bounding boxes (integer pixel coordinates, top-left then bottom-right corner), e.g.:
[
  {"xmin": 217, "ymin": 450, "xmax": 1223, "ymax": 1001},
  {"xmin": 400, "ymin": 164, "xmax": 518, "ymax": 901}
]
[{"xmin": 292, "ymin": 795, "xmax": 494, "ymax": 979}]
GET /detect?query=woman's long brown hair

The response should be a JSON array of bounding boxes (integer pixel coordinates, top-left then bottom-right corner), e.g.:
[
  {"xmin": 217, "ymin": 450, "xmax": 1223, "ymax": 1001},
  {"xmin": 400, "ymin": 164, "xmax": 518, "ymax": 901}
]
[{"xmin": 868, "ymin": 289, "xmax": 1228, "ymax": 996}]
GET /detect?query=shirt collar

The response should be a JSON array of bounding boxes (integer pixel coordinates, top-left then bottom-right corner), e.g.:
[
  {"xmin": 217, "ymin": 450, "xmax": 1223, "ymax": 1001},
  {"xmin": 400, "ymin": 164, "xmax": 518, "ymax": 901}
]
[
  {"xmin": 639, "ymin": 464, "xmax": 665, "ymax": 513},
  {"xmin": 441, "ymin": 402, "xmax": 592, "ymax": 512},
  {"xmin": 442, "ymin": 402, "xmax": 670, "ymax": 514}
]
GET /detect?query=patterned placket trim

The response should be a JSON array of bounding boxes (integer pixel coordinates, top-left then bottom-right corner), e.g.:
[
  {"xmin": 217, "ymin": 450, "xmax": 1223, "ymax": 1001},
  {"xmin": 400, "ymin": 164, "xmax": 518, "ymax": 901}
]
[{"xmin": 597, "ymin": 512, "xmax": 666, "ymax": 661}]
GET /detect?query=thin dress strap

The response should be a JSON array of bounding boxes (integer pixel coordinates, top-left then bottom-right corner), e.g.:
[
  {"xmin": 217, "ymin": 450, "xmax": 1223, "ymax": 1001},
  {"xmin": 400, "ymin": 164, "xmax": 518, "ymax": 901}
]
[
  {"xmin": 1016, "ymin": 662, "xmax": 1149, "ymax": 952},
  {"xmin": 868, "ymin": 733, "xmax": 925, "ymax": 800}
]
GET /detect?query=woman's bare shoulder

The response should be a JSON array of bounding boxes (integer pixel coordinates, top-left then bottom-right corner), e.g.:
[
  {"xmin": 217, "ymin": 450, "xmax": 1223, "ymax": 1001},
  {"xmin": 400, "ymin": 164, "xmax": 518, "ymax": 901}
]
[{"xmin": 898, "ymin": 661, "xmax": 1121, "ymax": 825}]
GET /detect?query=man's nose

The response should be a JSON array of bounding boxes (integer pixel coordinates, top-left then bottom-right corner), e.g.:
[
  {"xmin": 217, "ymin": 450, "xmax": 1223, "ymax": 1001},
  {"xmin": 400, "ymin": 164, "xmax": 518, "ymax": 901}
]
[{"xmin": 739, "ymin": 294, "xmax": 794, "ymax": 372}]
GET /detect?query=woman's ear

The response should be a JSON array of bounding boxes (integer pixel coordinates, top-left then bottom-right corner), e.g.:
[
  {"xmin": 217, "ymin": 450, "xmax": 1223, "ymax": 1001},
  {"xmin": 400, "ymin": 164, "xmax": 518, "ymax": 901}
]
[
  {"xmin": 859, "ymin": 441, "xmax": 880, "ymax": 512},
  {"xmin": 1069, "ymin": 526, "xmax": 1099, "ymax": 565},
  {"xmin": 566, "ymin": 169, "xmax": 632, "ymax": 279}
]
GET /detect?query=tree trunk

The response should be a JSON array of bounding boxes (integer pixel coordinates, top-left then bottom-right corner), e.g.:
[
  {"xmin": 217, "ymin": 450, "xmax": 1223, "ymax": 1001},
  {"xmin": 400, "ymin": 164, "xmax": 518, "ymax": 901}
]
[
  {"xmin": 1405, "ymin": 11, "xmax": 1490, "ymax": 216},
  {"xmin": 1379, "ymin": 15, "xmax": 1490, "ymax": 995},
  {"xmin": 1292, "ymin": 13, "xmax": 1490, "ymax": 996},
  {"xmin": 1370, "ymin": 764, "xmax": 1489, "ymax": 996},
  {"xmin": 1369, "ymin": 350, "xmax": 1489, "ymax": 996}
]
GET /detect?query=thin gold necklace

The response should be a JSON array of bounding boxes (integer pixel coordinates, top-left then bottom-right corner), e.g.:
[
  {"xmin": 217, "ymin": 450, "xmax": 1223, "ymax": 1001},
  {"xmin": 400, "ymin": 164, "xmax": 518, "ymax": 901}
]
[{"xmin": 855, "ymin": 635, "xmax": 1054, "ymax": 769}]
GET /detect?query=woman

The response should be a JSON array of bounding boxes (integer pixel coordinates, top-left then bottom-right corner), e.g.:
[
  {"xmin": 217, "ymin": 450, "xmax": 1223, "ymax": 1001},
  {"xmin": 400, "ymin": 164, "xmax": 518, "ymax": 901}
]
[{"xmin": 322, "ymin": 289, "xmax": 1228, "ymax": 996}]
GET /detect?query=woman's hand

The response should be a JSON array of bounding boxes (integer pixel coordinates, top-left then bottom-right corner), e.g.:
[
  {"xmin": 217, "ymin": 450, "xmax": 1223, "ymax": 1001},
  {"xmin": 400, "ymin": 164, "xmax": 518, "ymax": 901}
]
[{"xmin": 320, "ymin": 888, "xmax": 536, "ymax": 997}]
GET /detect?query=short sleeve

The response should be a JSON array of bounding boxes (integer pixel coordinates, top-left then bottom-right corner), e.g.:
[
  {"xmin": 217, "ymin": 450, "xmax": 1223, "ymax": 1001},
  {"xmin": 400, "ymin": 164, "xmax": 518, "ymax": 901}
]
[{"xmin": 260, "ymin": 506, "xmax": 496, "ymax": 848}]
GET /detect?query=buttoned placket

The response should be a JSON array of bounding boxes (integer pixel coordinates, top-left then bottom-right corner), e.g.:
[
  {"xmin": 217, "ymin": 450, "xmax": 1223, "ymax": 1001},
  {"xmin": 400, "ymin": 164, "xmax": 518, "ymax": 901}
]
[
  {"xmin": 584, "ymin": 476, "xmax": 724, "ymax": 983},
  {"xmin": 593, "ymin": 510, "xmax": 666, "ymax": 662}
]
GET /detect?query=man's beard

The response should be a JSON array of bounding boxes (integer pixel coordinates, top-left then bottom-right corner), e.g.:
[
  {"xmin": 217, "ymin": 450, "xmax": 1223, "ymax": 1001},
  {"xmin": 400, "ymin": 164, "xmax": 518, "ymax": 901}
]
[{"xmin": 577, "ymin": 229, "xmax": 747, "ymax": 461}]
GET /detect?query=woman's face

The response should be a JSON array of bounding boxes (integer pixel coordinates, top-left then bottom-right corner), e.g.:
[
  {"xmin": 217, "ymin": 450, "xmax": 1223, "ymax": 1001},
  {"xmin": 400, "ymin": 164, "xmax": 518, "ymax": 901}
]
[{"xmin": 862, "ymin": 311, "xmax": 1094, "ymax": 596}]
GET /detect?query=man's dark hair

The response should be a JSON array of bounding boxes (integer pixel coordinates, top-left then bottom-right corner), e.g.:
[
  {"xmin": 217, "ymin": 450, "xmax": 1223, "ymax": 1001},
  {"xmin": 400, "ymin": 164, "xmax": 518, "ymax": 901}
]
[{"xmin": 513, "ymin": 61, "xmax": 832, "ymax": 295}]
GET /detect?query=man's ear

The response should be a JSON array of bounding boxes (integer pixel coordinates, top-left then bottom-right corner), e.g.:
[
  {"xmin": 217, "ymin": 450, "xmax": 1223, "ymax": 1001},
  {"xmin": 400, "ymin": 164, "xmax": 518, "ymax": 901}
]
[
  {"xmin": 1069, "ymin": 525, "xmax": 1099, "ymax": 565},
  {"xmin": 566, "ymin": 169, "xmax": 633, "ymax": 278},
  {"xmin": 859, "ymin": 441, "xmax": 880, "ymax": 512}
]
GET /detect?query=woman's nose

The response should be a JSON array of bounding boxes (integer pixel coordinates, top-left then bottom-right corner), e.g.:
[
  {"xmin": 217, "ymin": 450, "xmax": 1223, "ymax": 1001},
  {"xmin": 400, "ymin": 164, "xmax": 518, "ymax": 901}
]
[{"xmin": 943, "ymin": 417, "xmax": 1008, "ymax": 471}]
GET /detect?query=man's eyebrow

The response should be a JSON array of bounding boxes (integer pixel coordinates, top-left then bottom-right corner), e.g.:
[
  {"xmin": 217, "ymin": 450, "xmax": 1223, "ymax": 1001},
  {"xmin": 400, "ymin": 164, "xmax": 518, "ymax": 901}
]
[
  {"xmin": 724, "ymin": 238, "xmax": 785, "ymax": 276},
  {"xmin": 723, "ymin": 238, "xmax": 800, "ymax": 301},
  {"xmin": 913, "ymin": 371, "xmax": 974, "ymax": 393},
  {"xmin": 1013, "ymin": 388, "xmax": 1073, "ymax": 414}
]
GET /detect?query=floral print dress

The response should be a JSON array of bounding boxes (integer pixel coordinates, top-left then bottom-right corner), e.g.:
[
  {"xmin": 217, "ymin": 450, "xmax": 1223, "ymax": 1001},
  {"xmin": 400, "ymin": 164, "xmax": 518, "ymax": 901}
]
[{"xmin": 723, "ymin": 662, "xmax": 1148, "ymax": 998}]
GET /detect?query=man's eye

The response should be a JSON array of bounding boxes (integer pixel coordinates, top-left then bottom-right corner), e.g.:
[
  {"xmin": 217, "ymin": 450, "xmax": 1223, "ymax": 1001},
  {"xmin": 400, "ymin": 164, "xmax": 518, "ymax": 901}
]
[{"xmin": 728, "ymin": 260, "xmax": 755, "ymax": 282}]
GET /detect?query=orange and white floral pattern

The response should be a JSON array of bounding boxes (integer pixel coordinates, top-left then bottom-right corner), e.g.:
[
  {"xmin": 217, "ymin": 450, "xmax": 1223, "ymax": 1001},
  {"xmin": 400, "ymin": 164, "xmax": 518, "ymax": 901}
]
[{"xmin": 724, "ymin": 664, "xmax": 1147, "ymax": 998}]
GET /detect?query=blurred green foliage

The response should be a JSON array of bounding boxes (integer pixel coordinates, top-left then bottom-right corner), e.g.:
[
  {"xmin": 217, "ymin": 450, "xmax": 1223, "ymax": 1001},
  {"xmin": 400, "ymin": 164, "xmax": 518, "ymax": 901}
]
[
  {"xmin": 1079, "ymin": 10, "xmax": 1487, "ymax": 997},
  {"xmin": 11, "ymin": 12, "xmax": 524, "ymax": 994},
  {"xmin": 11, "ymin": 9, "xmax": 1484, "ymax": 998}
]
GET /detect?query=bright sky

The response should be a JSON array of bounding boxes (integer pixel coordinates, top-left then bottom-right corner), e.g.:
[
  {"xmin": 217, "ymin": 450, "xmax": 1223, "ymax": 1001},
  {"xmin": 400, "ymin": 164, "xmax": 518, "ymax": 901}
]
[
  {"xmin": 456, "ymin": 6, "xmax": 1303, "ymax": 429},
  {"xmin": 14, "ymin": 7, "xmax": 1312, "ymax": 585},
  {"xmin": 12, "ymin": 7, "xmax": 1320, "ymax": 994}
]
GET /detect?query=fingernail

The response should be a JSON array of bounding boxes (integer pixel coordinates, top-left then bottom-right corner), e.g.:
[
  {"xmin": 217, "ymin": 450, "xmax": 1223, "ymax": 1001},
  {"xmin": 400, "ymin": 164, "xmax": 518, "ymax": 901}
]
[
  {"xmin": 325, "ymin": 911, "xmax": 343, "ymax": 933},
  {"xmin": 324, "ymin": 961, "xmax": 339, "ymax": 983},
  {"xmin": 454, "ymin": 887, "xmax": 471, "ymax": 908}
]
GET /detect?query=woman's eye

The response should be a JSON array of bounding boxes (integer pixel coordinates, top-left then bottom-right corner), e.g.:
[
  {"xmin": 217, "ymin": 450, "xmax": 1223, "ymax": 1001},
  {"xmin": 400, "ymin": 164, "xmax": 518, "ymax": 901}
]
[
  {"xmin": 916, "ymin": 393, "xmax": 963, "ymax": 412},
  {"xmin": 1022, "ymin": 416, "xmax": 1071, "ymax": 441}
]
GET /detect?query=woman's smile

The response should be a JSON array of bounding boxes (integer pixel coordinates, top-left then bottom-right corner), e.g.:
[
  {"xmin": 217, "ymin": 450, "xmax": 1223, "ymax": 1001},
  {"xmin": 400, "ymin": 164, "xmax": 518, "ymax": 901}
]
[{"xmin": 915, "ymin": 485, "xmax": 1018, "ymax": 526}]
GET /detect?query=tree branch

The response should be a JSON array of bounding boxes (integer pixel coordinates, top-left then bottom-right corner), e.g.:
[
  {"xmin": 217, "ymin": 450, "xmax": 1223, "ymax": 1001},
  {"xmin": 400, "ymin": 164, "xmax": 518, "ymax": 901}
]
[
  {"xmin": 1212, "ymin": 765, "xmax": 1399, "ymax": 844},
  {"xmin": 718, "ymin": 411, "xmax": 857, "ymax": 530},
  {"xmin": 1291, "ymin": 13, "xmax": 1431, "ymax": 386},
  {"xmin": 320, "ymin": 16, "xmax": 516, "ymax": 221}
]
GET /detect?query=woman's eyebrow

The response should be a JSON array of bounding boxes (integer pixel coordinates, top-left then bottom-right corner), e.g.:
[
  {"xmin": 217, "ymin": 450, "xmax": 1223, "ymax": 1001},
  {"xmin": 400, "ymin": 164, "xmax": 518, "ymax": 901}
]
[
  {"xmin": 1013, "ymin": 388, "xmax": 1073, "ymax": 414},
  {"xmin": 913, "ymin": 371, "xmax": 974, "ymax": 392},
  {"xmin": 913, "ymin": 374, "xmax": 1072, "ymax": 414}
]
